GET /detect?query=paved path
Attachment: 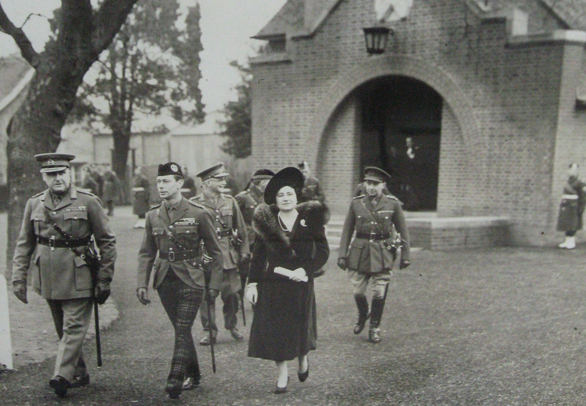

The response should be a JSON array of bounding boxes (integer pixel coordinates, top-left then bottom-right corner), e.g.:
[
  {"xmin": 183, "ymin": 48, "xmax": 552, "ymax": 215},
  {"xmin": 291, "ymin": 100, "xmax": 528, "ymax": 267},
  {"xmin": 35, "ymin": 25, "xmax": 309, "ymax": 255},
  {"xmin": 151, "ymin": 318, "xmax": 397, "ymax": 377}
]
[{"xmin": 2, "ymin": 206, "xmax": 586, "ymax": 405}]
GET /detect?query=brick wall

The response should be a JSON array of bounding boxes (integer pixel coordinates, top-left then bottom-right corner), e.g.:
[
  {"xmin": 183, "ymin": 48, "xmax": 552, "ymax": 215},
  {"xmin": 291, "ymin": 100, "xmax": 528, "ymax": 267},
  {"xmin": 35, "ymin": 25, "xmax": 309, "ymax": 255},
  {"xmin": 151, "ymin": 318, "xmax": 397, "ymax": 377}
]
[{"xmin": 251, "ymin": 0, "xmax": 586, "ymax": 246}]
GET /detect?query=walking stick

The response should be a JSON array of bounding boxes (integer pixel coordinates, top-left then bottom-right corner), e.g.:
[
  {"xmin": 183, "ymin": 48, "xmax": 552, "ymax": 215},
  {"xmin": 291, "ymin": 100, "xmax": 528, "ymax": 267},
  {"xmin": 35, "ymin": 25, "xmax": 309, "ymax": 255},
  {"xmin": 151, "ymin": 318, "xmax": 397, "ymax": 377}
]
[
  {"xmin": 240, "ymin": 274, "xmax": 247, "ymax": 326},
  {"xmin": 94, "ymin": 296, "xmax": 102, "ymax": 367},
  {"xmin": 86, "ymin": 245, "xmax": 103, "ymax": 367},
  {"xmin": 200, "ymin": 242, "xmax": 216, "ymax": 374}
]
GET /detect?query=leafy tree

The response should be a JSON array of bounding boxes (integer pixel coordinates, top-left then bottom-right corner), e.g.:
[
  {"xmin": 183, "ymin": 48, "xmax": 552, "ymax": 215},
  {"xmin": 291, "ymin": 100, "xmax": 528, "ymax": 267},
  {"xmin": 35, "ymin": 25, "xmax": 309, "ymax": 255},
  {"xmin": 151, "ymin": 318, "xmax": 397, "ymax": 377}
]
[
  {"xmin": 69, "ymin": 0, "xmax": 205, "ymax": 184},
  {"xmin": 219, "ymin": 60, "xmax": 252, "ymax": 158},
  {"xmin": 0, "ymin": 0, "xmax": 139, "ymax": 276}
]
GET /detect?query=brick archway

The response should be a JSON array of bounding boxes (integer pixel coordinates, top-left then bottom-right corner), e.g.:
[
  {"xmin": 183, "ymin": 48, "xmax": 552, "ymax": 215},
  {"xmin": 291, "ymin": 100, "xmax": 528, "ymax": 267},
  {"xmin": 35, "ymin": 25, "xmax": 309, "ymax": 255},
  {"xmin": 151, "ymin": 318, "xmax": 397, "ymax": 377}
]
[{"xmin": 307, "ymin": 55, "xmax": 484, "ymax": 190}]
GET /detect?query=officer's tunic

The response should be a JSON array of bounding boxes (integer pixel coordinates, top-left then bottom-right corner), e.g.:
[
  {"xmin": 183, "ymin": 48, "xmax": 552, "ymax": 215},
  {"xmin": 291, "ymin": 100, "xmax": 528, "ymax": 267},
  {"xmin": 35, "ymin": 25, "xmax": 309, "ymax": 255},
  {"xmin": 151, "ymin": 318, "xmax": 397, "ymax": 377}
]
[
  {"xmin": 338, "ymin": 194, "xmax": 410, "ymax": 274},
  {"xmin": 12, "ymin": 187, "xmax": 116, "ymax": 300},
  {"xmin": 12, "ymin": 186, "xmax": 116, "ymax": 382}
]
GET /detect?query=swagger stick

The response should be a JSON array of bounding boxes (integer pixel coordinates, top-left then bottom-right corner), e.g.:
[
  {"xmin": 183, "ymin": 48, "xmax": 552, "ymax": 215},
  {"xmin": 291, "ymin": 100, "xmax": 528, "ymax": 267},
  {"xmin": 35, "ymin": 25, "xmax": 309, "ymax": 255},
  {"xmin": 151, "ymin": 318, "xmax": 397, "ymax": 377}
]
[{"xmin": 200, "ymin": 241, "xmax": 216, "ymax": 373}]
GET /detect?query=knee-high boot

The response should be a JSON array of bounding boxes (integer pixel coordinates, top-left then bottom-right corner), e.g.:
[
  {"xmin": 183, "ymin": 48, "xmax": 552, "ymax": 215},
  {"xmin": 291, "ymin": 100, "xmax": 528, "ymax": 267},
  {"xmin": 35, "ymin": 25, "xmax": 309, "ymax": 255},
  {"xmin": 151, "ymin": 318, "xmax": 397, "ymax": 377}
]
[
  {"xmin": 368, "ymin": 297, "xmax": 385, "ymax": 343},
  {"xmin": 353, "ymin": 294, "xmax": 370, "ymax": 334}
]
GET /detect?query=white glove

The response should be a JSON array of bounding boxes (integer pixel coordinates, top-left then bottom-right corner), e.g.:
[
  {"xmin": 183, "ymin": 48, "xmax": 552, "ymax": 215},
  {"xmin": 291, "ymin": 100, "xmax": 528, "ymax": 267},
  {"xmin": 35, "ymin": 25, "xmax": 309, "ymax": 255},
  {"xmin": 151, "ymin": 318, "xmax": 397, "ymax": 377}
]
[
  {"xmin": 245, "ymin": 283, "xmax": 258, "ymax": 304},
  {"xmin": 290, "ymin": 268, "xmax": 308, "ymax": 282}
]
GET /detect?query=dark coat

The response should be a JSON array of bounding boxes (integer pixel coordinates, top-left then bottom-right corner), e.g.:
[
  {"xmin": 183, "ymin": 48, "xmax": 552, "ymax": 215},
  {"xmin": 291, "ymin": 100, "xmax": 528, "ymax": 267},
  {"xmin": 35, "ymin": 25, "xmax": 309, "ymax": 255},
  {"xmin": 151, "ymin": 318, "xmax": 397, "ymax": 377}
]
[
  {"xmin": 557, "ymin": 176, "xmax": 586, "ymax": 232},
  {"xmin": 102, "ymin": 170, "xmax": 120, "ymax": 202},
  {"xmin": 300, "ymin": 176, "xmax": 325, "ymax": 203},
  {"xmin": 247, "ymin": 201, "xmax": 329, "ymax": 362},
  {"xmin": 132, "ymin": 174, "xmax": 151, "ymax": 216}
]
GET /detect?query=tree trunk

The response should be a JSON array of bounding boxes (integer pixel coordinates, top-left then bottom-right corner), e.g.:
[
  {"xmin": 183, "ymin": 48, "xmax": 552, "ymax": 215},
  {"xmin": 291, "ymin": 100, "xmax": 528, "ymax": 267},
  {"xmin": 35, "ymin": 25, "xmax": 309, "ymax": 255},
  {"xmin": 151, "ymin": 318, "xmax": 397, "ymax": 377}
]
[{"xmin": 111, "ymin": 127, "xmax": 131, "ymax": 204}]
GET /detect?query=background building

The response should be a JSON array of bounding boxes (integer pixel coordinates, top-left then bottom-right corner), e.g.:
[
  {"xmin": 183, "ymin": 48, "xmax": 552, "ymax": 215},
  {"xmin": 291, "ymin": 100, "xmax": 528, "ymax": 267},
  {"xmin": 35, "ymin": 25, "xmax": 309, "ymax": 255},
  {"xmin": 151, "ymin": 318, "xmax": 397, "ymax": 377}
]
[{"xmin": 251, "ymin": 0, "xmax": 586, "ymax": 247}]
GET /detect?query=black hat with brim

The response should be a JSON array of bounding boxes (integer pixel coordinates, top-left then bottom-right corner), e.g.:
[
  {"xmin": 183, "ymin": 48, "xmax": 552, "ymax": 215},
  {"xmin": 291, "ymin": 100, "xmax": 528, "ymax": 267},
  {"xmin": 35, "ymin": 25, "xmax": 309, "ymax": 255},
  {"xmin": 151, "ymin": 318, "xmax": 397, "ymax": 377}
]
[{"xmin": 264, "ymin": 167, "xmax": 305, "ymax": 205}]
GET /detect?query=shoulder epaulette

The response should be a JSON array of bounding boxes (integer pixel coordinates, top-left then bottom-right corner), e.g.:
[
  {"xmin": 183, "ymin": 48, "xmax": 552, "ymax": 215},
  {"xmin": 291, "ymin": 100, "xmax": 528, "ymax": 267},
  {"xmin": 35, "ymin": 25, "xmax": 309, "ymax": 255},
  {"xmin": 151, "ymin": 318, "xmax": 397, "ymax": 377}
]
[
  {"xmin": 187, "ymin": 200, "xmax": 205, "ymax": 209},
  {"xmin": 148, "ymin": 203, "xmax": 162, "ymax": 211},
  {"xmin": 77, "ymin": 189, "xmax": 96, "ymax": 197},
  {"xmin": 222, "ymin": 193, "xmax": 237, "ymax": 201},
  {"xmin": 384, "ymin": 194, "xmax": 400, "ymax": 202},
  {"xmin": 353, "ymin": 194, "xmax": 365, "ymax": 200},
  {"xmin": 31, "ymin": 191, "xmax": 44, "ymax": 198}
]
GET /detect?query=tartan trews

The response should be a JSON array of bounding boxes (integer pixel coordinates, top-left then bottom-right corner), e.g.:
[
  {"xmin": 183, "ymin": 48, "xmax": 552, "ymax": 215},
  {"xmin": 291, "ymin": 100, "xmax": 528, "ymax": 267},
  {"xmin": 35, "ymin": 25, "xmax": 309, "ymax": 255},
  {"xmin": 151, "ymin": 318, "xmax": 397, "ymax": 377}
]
[{"xmin": 157, "ymin": 270, "xmax": 204, "ymax": 386}]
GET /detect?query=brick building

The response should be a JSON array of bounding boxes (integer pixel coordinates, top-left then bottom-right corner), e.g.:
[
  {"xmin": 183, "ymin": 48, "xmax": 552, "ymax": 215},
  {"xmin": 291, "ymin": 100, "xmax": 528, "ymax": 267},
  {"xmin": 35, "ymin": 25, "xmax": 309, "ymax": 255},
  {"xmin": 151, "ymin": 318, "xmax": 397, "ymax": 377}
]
[{"xmin": 250, "ymin": 0, "xmax": 586, "ymax": 247}]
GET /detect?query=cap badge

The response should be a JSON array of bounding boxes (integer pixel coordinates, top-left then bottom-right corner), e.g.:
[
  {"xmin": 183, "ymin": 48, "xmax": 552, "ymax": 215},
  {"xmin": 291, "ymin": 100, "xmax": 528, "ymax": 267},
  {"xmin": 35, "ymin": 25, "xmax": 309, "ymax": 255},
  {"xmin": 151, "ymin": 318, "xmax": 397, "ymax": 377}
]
[
  {"xmin": 48, "ymin": 159, "xmax": 55, "ymax": 165},
  {"xmin": 171, "ymin": 164, "xmax": 178, "ymax": 172}
]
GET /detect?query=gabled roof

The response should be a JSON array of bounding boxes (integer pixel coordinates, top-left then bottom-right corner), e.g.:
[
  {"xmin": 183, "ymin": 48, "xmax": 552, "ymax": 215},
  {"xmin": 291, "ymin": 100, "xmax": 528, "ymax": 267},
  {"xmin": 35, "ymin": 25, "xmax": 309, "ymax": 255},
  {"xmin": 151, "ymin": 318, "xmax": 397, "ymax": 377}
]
[
  {"xmin": 254, "ymin": 0, "xmax": 304, "ymax": 39},
  {"xmin": 254, "ymin": 0, "xmax": 586, "ymax": 40},
  {"xmin": 0, "ymin": 54, "xmax": 33, "ymax": 112}
]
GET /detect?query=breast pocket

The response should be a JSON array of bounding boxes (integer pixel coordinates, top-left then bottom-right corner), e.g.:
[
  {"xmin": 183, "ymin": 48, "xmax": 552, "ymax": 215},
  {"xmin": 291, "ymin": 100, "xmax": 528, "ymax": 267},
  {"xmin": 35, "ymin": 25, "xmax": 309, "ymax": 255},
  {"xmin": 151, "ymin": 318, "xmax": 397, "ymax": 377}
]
[
  {"xmin": 152, "ymin": 228, "xmax": 165, "ymax": 250},
  {"xmin": 64, "ymin": 211, "xmax": 89, "ymax": 236},
  {"xmin": 30, "ymin": 211, "xmax": 46, "ymax": 235},
  {"xmin": 175, "ymin": 225, "xmax": 199, "ymax": 247},
  {"xmin": 347, "ymin": 239, "xmax": 366, "ymax": 271}
]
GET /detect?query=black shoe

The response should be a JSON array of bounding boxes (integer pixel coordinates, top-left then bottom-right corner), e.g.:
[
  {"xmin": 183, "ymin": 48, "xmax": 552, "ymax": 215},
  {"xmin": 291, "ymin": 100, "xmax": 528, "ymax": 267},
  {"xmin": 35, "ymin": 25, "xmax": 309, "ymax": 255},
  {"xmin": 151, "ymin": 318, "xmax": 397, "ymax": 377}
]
[
  {"xmin": 49, "ymin": 376, "xmax": 71, "ymax": 398},
  {"xmin": 165, "ymin": 383, "xmax": 182, "ymax": 399},
  {"xmin": 200, "ymin": 335, "xmax": 217, "ymax": 346},
  {"xmin": 230, "ymin": 327, "xmax": 244, "ymax": 341},
  {"xmin": 71, "ymin": 374, "xmax": 90, "ymax": 388},
  {"xmin": 354, "ymin": 312, "xmax": 370, "ymax": 335},
  {"xmin": 273, "ymin": 377, "xmax": 289, "ymax": 394},
  {"xmin": 182, "ymin": 376, "xmax": 201, "ymax": 391},
  {"xmin": 368, "ymin": 327, "xmax": 381, "ymax": 344},
  {"xmin": 298, "ymin": 358, "xmax": 309, "ymax": 382}
]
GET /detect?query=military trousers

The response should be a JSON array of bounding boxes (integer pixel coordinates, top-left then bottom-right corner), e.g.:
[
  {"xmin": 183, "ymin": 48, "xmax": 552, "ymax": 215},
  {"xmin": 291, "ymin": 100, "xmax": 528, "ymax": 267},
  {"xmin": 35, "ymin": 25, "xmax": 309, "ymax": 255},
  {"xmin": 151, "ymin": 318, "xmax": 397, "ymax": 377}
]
[
  {"xmin": 47, "ymin": 298, "xmax": 93, "ymax": 382},
  {"xmin": 200, "ymin": 268, "xmax": 241, "ymax": 335},
  {"xmin": 157, "ymin": 269, "xmax": 203, "ymax": 385},
  {"xmin": 347, "ymin": 271, "xmax": 391, "ymax": 299}
]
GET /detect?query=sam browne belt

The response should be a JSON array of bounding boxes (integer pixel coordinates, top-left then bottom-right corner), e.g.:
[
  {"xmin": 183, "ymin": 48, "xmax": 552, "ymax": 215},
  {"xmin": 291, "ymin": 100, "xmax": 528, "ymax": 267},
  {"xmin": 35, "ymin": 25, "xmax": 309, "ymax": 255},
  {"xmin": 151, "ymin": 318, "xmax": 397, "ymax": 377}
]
[
  {"xmin": 356, "ymin": 232, "xmax": 391, "ymax": 241},
  {"xmin": 38, "ymin": 236, "xmax": 91, "ymax": 248},
  {"xmin": 159, "ymin": 249, "xmax": 199, "ymax": 262}
]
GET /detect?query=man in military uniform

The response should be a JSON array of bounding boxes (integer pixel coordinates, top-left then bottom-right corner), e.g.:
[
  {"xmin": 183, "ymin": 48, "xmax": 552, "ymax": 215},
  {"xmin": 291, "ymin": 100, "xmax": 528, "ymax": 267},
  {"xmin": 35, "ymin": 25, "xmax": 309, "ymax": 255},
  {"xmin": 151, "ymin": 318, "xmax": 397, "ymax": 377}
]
[
  {"xmin": 136, "ymin": 162, "xmax": 223, "ymax": 399},
  {"xmin": 191, "ymin": 162, "xmax": 250, "ymax": 345},
  {"xmin": 234, "ymin": 169, "xmax": 275, "ymax": 289},
  {"xmin": 337, "ymin": 166, "xmax": 411, "ymax": 343},
  {"xmin": 298, "ymin": 161, "xmax": 325, "ymax": 202},
  {"xmin": 11, "ymin": 153, "xmax": 116, "ymax": 397}
]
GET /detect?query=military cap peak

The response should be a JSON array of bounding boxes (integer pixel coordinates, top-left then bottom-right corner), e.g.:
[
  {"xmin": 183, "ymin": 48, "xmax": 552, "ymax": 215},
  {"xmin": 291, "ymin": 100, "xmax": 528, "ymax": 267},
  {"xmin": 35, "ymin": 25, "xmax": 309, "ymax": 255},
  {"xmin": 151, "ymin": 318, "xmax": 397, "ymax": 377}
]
[
  {"xmin": 353, "ymin": 194, "xmax": 365, "ymax": 200},
  {"xmin": 197, "ymin": 162, "xmax": 229, "ymax": 180},
  {"xmin": 34, "ymin": 153, "xmax": 75, "ymax": 173}
]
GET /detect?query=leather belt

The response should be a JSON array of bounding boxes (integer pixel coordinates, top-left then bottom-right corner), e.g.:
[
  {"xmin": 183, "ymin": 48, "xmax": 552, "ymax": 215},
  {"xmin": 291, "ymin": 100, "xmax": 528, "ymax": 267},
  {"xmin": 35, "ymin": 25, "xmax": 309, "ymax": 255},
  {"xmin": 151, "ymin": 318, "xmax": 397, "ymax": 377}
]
[
  {"xmin": 159, "ymin": 249, "xmax": 199, "ymax": 262},
  {"xmin": 356, "ymin": 232, "xmax": 391, "ymax": 241},
  {"xmin": 38, "ymin": 236, "xmax": 90, "ymax": 248}
]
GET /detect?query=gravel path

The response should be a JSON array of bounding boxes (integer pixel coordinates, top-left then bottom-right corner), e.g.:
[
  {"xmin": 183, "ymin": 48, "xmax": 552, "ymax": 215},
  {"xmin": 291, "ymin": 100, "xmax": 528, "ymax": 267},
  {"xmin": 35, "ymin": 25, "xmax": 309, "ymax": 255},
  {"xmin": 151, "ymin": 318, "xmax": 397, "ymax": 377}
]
[{"xmin": 2, "ymin": 206, "xmax": 586, "ymax": 405}]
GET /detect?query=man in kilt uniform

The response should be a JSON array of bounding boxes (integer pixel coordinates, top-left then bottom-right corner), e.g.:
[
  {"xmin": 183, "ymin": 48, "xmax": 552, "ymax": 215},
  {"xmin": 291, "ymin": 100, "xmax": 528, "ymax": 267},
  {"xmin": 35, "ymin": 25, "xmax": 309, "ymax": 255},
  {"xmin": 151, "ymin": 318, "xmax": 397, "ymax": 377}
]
[
  {"xmin": 337, "ymin": 166, "xmax": 411, "ymax": 343},
  {"xmin": 11, "ymin": 153, "xmax": 116, "ymax": 397},
  {"xmin": 136, "ymin": 162, "xmax": 223, "ymax": 399}
]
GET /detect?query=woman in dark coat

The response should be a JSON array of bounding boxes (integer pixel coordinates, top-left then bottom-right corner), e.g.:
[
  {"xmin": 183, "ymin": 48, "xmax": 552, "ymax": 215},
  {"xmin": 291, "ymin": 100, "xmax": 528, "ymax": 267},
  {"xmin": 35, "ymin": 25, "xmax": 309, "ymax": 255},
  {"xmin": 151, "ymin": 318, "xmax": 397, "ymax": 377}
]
[
  {"xmin": 245, "ymin": 167, "xmax": 329, "ymax": 394},
  {"xmin": 557, "ymin": 163, "xmax": 586, "ymax": 249},
  {"xmin": 132, "ymin": 166, "xmax": 151, "ymax": 228}
]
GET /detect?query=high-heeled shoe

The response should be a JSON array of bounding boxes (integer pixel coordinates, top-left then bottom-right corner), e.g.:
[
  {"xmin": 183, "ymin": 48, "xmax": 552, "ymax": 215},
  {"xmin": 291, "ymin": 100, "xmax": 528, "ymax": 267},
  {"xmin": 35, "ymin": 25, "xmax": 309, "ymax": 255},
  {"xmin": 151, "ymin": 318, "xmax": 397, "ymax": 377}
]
[
  {"xmin": 274, "ymin": 377, "xmax": 289, "ymax": 394},
  {"xmin": 298, "ymin": 358, "xmax": 309, "ymax": 382}
]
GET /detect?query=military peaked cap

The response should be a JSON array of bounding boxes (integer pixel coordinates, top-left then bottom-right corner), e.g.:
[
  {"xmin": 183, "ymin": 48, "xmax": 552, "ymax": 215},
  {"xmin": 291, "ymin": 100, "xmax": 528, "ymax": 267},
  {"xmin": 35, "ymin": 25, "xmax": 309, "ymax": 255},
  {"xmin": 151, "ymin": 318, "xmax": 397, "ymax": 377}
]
[
  {"xmin": 364, "ymin": 166, "xmax": 392, "ymax": 183},
  {"xmin": 34, "ymin": 153, "xmax": 75, "ymax": 173},
  {"xmin": 197, "ymin": 162, "xmax": 229, "ymax": 180},
  {"xmin": 158, "ymin": 162, "xmax": 184, "ymax": 178}
]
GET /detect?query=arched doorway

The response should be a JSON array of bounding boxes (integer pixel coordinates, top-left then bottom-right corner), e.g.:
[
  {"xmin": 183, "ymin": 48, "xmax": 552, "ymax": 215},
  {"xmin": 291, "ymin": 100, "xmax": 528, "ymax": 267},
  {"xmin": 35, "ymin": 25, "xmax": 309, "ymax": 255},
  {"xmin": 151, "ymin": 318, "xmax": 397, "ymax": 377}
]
[{"xmin": 358, "ymin": 76, "xmax": 442, "ymax": 211}]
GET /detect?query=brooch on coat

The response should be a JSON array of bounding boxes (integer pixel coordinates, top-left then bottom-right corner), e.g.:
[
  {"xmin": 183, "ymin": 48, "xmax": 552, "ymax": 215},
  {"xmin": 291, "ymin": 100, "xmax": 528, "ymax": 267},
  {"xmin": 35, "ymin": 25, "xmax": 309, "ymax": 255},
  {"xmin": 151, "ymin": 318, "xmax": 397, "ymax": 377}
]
[{"xmin": 300, "ymin": 219, "xmax": 307, "ymax": 227}]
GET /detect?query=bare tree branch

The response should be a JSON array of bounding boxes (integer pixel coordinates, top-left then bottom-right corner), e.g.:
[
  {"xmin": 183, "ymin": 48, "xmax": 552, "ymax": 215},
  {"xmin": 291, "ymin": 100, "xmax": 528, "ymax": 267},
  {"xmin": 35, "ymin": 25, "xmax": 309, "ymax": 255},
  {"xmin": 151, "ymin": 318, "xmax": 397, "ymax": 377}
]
[
  {"xmin": 0, "ymin": 3, "xmax": 40, "ymax": 68},
  {"xmin": 92, "ymin": 0, "xmax": 140, "ymax": 55},
  {"xmin": 19, "ymin": 13, "xmax": 48, "ymax": 29}
]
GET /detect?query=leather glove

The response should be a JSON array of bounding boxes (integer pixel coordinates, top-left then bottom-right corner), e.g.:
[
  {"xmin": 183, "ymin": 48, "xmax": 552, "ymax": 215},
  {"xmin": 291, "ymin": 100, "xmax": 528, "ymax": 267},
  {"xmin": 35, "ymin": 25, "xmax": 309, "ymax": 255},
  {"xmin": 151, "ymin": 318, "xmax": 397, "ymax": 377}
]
[
  {"xmin": 245, "ymin": 283, "xmax": 258, "ymax": 305},
  {"xmin": 238, "ymin": 253, "xmax": 251, "ymax": 274},
  {"xmin": 399, "ymin": 259, "xmax": 411, "ymax": 270},
  {"xmin": 136, "ymin": 288, "xmax": 151, "ymax": 305},
  {"xmin": 95, "ymin": 285, "xmax": 111, "ymax": 305},
  {"xmin": 337, "ymin": 257, "xmax": 348, "ymax": 270},
  {"xmin": 206, "ymin": 288, "xmax": 219, "ymax": 304},
  {"xmin": 13, "ymin": 282, "xmax": 28, "ymax": 304}
]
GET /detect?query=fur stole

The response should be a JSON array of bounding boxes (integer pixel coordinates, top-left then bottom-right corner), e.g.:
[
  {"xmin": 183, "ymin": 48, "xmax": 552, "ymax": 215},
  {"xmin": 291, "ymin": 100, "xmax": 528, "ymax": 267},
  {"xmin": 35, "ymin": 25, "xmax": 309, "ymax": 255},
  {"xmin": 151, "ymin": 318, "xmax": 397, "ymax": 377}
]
[{"xmin": 253, "ymin": 201, "xmax": 329, "ymax": 251}]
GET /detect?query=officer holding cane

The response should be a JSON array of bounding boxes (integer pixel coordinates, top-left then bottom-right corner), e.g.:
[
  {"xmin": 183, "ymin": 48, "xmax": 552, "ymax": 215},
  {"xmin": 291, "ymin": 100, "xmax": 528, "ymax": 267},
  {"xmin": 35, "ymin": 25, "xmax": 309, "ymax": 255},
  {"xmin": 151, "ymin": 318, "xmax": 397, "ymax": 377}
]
[
  {"xmin": 337, "ymin": 166, "xmax": 411, "ymax": 344},
  {"xmin": 11, "ymin": 153, "xmax": 116, "ymax": 398},
  {"xmin": 191, "ymin": 163, "xmax": 250, "ymax": 345},
  {"xmin": 136, "ymin": 162, "xmax": 223, "ymax": 399}
]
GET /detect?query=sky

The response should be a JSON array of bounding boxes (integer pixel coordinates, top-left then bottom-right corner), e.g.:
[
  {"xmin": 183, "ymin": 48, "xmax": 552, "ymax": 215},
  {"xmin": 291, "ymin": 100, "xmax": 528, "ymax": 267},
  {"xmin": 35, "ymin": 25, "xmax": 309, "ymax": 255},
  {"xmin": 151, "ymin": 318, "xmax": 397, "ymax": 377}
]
[{"xmin": 0, "ymin": 0, "xmax": 287, "ymax": 113}]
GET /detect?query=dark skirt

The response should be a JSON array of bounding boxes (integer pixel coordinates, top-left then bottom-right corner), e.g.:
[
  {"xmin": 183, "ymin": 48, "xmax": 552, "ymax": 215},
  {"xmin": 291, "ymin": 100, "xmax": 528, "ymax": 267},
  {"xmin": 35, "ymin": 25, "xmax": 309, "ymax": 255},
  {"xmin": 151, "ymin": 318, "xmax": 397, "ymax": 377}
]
[
  {"xmin": 557, "ymin": 198, "xmax": 582, "ymax": 232},
  {"xmin": 248, "ymin": 278, "xmax": 317, "ymax": 362}
]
